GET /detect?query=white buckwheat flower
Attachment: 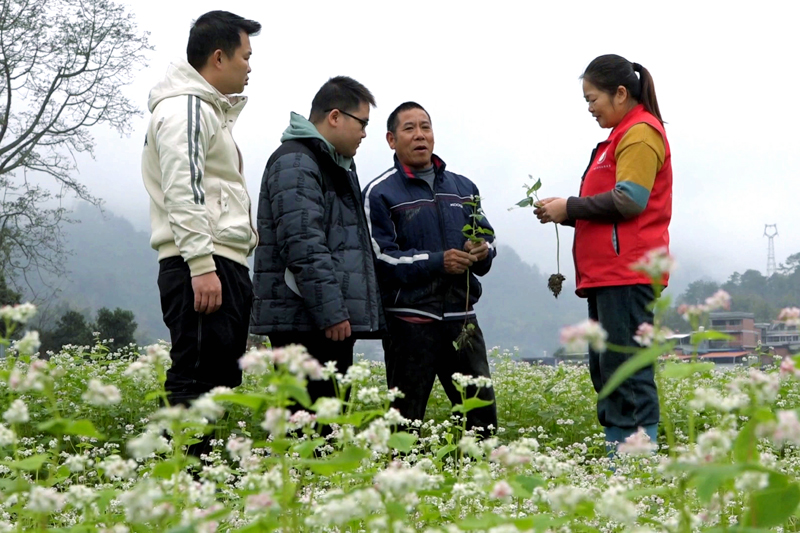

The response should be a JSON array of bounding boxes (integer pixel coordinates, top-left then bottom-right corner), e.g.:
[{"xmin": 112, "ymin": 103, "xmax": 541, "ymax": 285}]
[
  {"xmin": 226, "ymin": 436, "xmax": 253, "ymax": 462},
  {"xmin": 261, "ymin": 407, "xmax": 290, "ymax": 435},
  {"xmin": 239, "ymin": 348, "xmax": 269, "ymax": 375},
  {"xmin": 704, "ymin": 290, "xmax": 732, "ymax": 312},
  {"xmin": 11, "ymin": 330, "xmax": 41, "ymax": 355},
  {"xmin": 82, "ymin": 379, "xmax": 122, "ymax": 407},
  {"xmin": 0, "ymin": 424, "xmax": 17, "ymax": 447},
  {"xmin": 314, "ymin": 397, "xmax": 342, "ymax": 419},
  {"xmin": 3, "ymin": 399, "xmax": 29, "ymax": 424},
  {"xmin": 490, "ymin": 480, "xmax": 514, "ymax": 500},
  {"xmin": 771, "ymin": 410, "xmax": 800, "ymax": 447},
  {"xmin": 633, "ymin": 323, "xmax": 674, "ymax": 347},
  {"xmin": 0, "ymin": 302, "xmax": 37, "ymax": 324},
  {"xmin": 127, "ymin": 430, "xmax": 170, "ymax": 459},
  {"xmin": 560, "ymin": 319, "xmax": 608, "ymax": 353},
  {"xmin": 778, "ymin": 307, "xmax": 800, "ymax": 327},
  {"xmin": 617, "ymin": 427, "xmax": 658, "ymax": 455},
  {"xmin": 191, "ymin": 395, "xmax": 225, "ymax": 421},
  {"xmin": 26, "ymin": 486, "xmax": 65, "ymax": 514},
  {"xmin": 142, "ymin": 343, "xmax": 172, "ymax": 367},
  {"xmin": 629, "ymin": 247, "xmax": 675, "ymax": 279},
  {"xmin": 100, "ymin": 454, "xmax": 137, "ymax": 480},
  {"xmin": 245, "ymin": 492, "xmax": 277, "ymax": 514}
]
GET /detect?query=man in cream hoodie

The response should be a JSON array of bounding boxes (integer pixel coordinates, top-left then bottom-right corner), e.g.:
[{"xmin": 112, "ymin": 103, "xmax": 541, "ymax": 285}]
[{"xmin": 142, "ymin": 11, "xmax": 260, "ymax": 410}]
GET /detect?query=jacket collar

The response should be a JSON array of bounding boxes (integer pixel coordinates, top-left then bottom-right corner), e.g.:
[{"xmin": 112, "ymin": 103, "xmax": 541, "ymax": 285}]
[{"xmin": 393, "ymin": 153, "xmax": 446, "ymax": 179}]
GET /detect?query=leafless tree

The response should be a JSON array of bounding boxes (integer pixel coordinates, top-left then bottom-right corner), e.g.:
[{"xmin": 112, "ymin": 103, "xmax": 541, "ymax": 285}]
[{"xmin": 0, "ymin": 0, "xmax": 151, "ymax": 291}]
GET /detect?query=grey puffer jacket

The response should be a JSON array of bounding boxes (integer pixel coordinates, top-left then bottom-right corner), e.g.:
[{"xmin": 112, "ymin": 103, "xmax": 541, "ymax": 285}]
[{"xmin": 250, "ymin": 137, "xmax": 385, "ymax": 338}]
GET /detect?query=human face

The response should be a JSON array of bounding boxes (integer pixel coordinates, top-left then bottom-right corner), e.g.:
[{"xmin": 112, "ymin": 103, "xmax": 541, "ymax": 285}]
[
  {"xmin": 219, "ymin": 32, "xmax": 252, "ymax": 95},
  {"xmin": 387, "ymin": 108, "xmax": 433, "ymax": 170},
  {"xmin": 582, "ymin": 79, "xmax": 629, "ymax": 129},
  {"xmin": 333, "ymin": 102, "xmax": 370, "ymax": 158}
]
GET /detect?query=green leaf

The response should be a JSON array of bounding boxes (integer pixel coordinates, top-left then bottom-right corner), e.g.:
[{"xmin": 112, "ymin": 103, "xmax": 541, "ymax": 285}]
[
  {"xmin": 303, "ymin": 446, "xmax": 369, "ymax": 476},
  {"xmin": 691, "ymin": 330, "xmax": 733, "ymax": 343},
  {"xmin": 687, "ymin": 464, "xmax": 746, "ymax": 503},
  {"xmin": 292, "ymin": 438, "xmax": 326, "ymax": 459},
  {"xmin": 744, "ymin": 482, "xmax": 800, "ymax": 528},
  {"xmin": 531, "ymin": 178, "xmax": 542, "ymax": 192},
  {"xmin": 515, "ymin": 197, "xmax": 534, "ymax": 208},
  {"xmin": 598, "ymin": 344, "xmax": 668, "ymax": 399},
  {"xmin": 458, "ymin": 514, "xmax": 504, "ymax": 530},
  {"xmin": 5, "ymin": 454, "xmax": 49, "ymax": 471},
  {"xmin": 213, "ymin": 392, "xmax": 266, "ymax": 411},
  {"xmin": 276, "ymin": 381, "xmax": 312, "ymax": 409},
  {"xmin": 65, "ymin": 419, "xmax": 105, "ymax": 439},
  {"xmin": 0, "ymin": 477, "xmax": 30, "ymax": 493},
  {"xmin": 662, "ymin": 361, "xmax": 715, "ymax": 379},
  {"xmin": 387, "ymin": 431, "xmax": 417, "ymax": 453},
  {"xmin": 735, "ymin": 409, "xmax": 775, "ymax": 463},
  {"xmin": 513, "ymin": 514, "xmax": 570, "ymax": 532},
  {"xmin": 385, "ymin": 501, "xmax": 407, "ymax": 520},
  {"xmin": 451, "ymin": 397, "xmax": 495, "ymax": 414},
  {"xmin": 144, "ymin": 391, "xmax": 162, "ymax": 402},
  {"xmin": 436, "ymin": 444, "xmax": 457, "ymax": 461},
  {"xmin": 152, "ymin": 459, "xmax": 182, "ymax": 479}
]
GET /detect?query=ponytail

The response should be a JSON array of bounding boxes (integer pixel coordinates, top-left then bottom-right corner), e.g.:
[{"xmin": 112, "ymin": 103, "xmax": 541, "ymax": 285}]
[
  {"xmin": 631, "ymin": 62, "xmax": 662, "ymax": 123},
  {"xmin": 583, "ymin": 55, "xmax": 664, "ymax": 124}
]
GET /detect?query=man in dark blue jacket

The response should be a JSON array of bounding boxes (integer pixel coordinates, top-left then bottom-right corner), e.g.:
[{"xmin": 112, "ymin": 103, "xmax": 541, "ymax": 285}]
[
  {"xmin": 363, "ymin": 102, "xmax": 497, "ymax": 435},
  {"xmin": 251, "ymin": 77, "xmax": 384, "ymax": 408}
]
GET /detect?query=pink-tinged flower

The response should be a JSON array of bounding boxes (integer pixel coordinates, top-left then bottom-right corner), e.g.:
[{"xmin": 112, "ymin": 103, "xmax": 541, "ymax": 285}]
[
  {"xmin": 616, "ymin": 427, "xmax": 658, "ymax": 455},
  {"xmin": 780, "ymin": 357, "xmax": 800, "ymax": 378},
  {"xmin": 490, "ymin": 480, "xmax": 514, "ymax": 500},
  {"xmin": 261, "ymin": 407, "xmax": 289, "ymax": 435},
  {"xmin": 245, "ymin": 492, "xmax": 277, "ymax": 514},
  {"xmin": 778, "ymin": 307, "xmax": 800, "ymax": 327},
  {"xmin": 238, "ymin": 349, "xmax": 269, "ymax": 375},
  {"xmin": 633, "ymin": 323, "xmax": 674, "ymax": 347},
  {"xmin": 704, "ymin": 290, "xmax": 731, "ymax": 311},
  {"xmin": 560, "ymin": 319, "xmax": 607, "ymax": 353},
  {"xmin": 630, "ymin": 247, "xmax": 675, "ymax": 280},
  {"xmin": 677, "ymin": 303, "xmax": 709, "ymax": 322},
  {"xmin": 772, "ymin": 410, "xmax": 800, "ymax": 447}
]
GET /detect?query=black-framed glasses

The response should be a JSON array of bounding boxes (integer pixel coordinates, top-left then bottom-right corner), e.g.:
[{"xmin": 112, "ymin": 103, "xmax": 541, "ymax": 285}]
[{"xmin": 326, "ymin": 108, "xmax": 369, "ymax": 130}]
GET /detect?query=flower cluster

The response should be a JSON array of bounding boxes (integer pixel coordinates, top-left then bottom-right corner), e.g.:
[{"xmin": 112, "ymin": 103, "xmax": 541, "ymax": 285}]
[
  {"xmin": 560, "ymin": 319, "xmax": 608, "ymax": 353},
  {"xmin": 778, "ymin": 307, "xmax": 800, "ymax": 327},
  {"xmin": 633, "ymin": 323, "xmax": 674, "ymax": 347},
  {"xmin": 677, "ymin": 289, "xmax": 732, "ymax": 321},
  {"xmin": 239, "ymin": 344, "xmax": 324, "ymax": 381},
  {"xmin": 629, "ymin": 247, "xmax": 675, "ymax": 280},
  {"xmin": 81, "ymin": 379, "xmax": 122, "ymax": 407},
  {"xmin": 0, "ymin": 302, "xmax": 37, "ymax": 324}
]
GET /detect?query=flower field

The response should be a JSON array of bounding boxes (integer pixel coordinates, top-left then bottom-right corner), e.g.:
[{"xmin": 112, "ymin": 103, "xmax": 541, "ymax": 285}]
[{"xmin": 3, "ymin": 303, "xmax": 800, "ymax": 532}]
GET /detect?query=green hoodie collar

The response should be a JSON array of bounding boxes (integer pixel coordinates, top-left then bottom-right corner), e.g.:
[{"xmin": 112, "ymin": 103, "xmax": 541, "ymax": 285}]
[{"xmin": 280, "ymin": 112, "xmax": 352, "ymax": 170}]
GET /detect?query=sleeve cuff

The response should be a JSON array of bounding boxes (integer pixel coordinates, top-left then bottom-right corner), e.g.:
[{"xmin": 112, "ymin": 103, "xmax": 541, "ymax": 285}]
[
  {"xmin": 188, "ymin": 255, "xmax": 217, "ymax": 277},
  {"xmin": 429, "ymin": 251, "xmax": 445, "ymax": 272}
]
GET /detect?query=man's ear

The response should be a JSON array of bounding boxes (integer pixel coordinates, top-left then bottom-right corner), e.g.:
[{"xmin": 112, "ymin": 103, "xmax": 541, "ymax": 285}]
[
  {"xmin": 326, "ymin": 110, "xmax": 340, "ymax": 129},
  {"xmin": 386, "ymin": 131, "xmax": 396, "ymax": 150},
  {"xmin": 211, "ymin": 49, "xmax": 224, "ymax": 70}
]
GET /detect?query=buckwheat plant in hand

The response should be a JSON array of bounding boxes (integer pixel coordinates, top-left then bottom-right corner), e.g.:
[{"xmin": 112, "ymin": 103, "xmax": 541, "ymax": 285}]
[{"xmin": 510, "ymin": 176, "xmax": 565, "ymax": 297}]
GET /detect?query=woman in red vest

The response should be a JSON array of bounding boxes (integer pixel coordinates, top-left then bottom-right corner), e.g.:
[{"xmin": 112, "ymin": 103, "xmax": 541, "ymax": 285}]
[{"xmin": 534, "ymin": 54, "xmax": 672, "ymax": 450}]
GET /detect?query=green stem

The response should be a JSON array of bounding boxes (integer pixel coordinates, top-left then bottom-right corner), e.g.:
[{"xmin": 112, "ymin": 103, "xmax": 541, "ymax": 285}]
[{"xmin": 555, "ymin": 224, "xmax": 560, "ymax": 274}]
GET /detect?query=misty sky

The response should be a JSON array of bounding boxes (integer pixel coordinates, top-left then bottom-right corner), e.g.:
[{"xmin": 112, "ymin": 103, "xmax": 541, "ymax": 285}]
[{"xmin": 68, "ymin": 0, "xmax": 800, "ymax": 292}]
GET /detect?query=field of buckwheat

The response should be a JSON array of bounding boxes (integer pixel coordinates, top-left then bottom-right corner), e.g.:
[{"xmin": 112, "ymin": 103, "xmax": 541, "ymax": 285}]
[{"xmin": 3, "ymin": 300, "xmax": 800, "ymax": 532}]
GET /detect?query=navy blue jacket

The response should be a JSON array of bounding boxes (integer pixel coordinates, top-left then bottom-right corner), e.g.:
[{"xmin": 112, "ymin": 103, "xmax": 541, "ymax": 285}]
[{"xmin": 362, "ymin": 155, "xmax": 496, "ymax": 320}]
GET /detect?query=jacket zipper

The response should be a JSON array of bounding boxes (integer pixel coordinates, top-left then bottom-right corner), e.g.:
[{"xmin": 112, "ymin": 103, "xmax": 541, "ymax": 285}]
[
  {"xmin": 612, "ymin": 223, "xmax": 620, "ymax": 255},
  {"xmin": 432, "ymin": 176, "xmax": 449, "ymax": 318}
]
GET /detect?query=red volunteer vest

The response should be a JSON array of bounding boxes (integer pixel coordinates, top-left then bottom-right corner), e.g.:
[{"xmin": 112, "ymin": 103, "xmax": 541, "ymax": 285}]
[{"xmin": 573, "ymin": 104, "xmax": 672, "ymax": 296}]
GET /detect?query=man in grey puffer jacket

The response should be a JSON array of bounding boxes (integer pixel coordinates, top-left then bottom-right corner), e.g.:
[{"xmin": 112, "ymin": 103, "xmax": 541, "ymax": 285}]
[{"xmin": 251, "ymin": 76, "xmax": 384, "ymax": 405}]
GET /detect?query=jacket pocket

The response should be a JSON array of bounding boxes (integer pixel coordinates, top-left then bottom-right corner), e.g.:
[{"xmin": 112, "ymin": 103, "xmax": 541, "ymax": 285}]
[
  {"xmin": 211, "ymin": 181, "xmax": 252, "ymax": 245},
  {"xmin": 612, "ymin": 223, "xmax": 620, "ymax": 256}
]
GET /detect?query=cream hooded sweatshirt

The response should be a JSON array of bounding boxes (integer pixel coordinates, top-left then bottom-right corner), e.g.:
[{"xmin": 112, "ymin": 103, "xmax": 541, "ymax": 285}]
[{"xmin": 142, "ymin": 60, "xmax": 257, "ymax": 276}]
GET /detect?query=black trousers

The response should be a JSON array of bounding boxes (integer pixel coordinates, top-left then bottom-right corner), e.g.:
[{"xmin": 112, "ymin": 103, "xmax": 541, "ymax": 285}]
[
  {"xmin": 383, "ymin": 316, "xmax": 497, "ymax": 435},
  {"xmin": 158, "ymin": 256, "xmax": 253, "ymax": 406},
  {"xmin": 587, "ymin": 284, "xmax": 660, "ymax": 429},
  {"xmin": 267, "ymin": 332, "xmax": 355, "ymax": 408}
]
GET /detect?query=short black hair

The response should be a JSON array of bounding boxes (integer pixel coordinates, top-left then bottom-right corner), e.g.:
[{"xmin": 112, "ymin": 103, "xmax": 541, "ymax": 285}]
[
  {"xmin": 187, "ymin": 11, "xmax": 261, "ymax": 70},
  {"xmin": 308, "ymin": 76, "xmax": 376, "ymax": 124},
  {"xmin": 387, "ymin": 102, "xmax": 430, "ymax": 133}
]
